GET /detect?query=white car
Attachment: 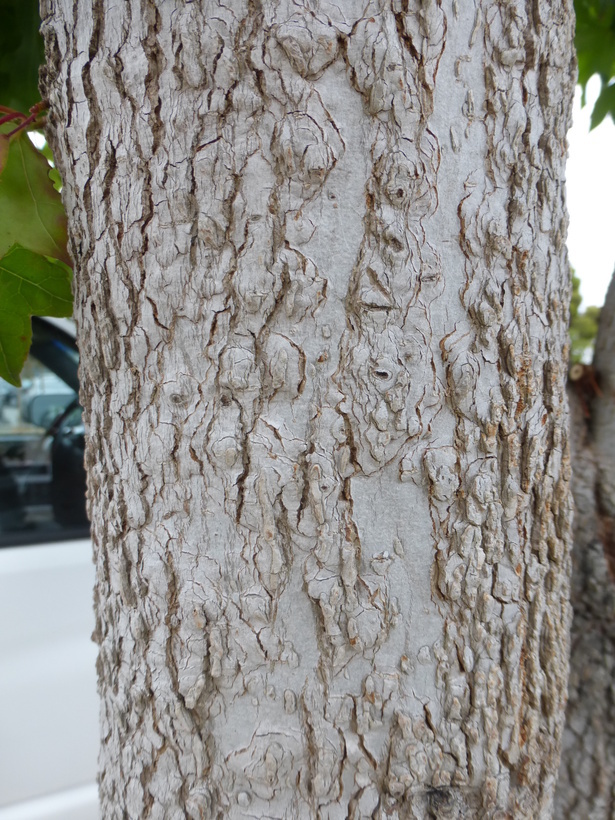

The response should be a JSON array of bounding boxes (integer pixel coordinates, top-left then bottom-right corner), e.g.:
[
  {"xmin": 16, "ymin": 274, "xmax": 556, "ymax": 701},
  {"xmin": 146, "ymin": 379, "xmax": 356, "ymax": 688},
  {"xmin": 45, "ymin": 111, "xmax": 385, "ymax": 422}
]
[{"xmin": 0, "ymin": 318, "xmax": 99, "ymax": 820}]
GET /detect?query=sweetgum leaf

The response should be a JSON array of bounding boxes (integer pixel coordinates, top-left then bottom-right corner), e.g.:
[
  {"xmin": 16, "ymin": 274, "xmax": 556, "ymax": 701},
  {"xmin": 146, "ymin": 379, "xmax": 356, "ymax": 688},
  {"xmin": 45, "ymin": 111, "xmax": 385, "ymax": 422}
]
[
  {"xmin": 0, "ymin": 245, "xmax": 72, "ymax": 386},
  {"xmin": 0, "ymin": 132, "xmax": 70, "ymax": 265}
]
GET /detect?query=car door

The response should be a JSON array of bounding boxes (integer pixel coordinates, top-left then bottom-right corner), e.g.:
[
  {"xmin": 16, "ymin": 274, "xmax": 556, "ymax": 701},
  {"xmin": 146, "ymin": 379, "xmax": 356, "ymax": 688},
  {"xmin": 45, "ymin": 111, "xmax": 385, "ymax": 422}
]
[{"xmin": 0, "ymin": 318, "xmax": 99, "ymax": 820}]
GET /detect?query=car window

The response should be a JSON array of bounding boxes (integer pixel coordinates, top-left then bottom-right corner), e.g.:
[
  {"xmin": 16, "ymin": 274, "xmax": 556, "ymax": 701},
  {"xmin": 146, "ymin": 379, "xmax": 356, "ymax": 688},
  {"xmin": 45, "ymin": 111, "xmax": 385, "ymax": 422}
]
[{"xmin": 0, "ymin": 323, "xmax": 89, "ymax": 547}]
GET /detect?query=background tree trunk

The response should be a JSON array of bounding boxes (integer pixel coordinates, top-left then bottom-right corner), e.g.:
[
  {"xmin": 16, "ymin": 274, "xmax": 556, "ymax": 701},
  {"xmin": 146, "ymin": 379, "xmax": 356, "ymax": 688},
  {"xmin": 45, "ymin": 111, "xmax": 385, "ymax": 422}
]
[
  {"xmin": 40, "ymin": 1, "xmax": 575, "ymax": 817},
  {"xmin": 555, "ymin": 274, "xmax": 615, "ymax": 819}
]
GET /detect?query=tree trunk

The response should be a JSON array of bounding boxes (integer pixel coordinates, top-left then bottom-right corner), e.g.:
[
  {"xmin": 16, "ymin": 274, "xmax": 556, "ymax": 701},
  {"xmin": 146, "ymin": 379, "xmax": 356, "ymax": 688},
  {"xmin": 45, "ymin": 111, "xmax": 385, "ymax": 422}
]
[
  {"xmin": 40, "ymin": 1, "xmax": 575, "ymax": 817},
  {"xmin": 555, "ymin": 273, "xmax": 615, "ymax": 819}
]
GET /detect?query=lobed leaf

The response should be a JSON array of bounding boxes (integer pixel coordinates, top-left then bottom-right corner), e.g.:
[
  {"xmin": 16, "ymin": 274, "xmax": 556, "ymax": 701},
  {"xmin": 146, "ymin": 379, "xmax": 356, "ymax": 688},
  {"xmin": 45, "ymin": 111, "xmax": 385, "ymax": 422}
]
[{"xmin": 0, "ymin": 245, "xmax": 72, "ymax": 386}]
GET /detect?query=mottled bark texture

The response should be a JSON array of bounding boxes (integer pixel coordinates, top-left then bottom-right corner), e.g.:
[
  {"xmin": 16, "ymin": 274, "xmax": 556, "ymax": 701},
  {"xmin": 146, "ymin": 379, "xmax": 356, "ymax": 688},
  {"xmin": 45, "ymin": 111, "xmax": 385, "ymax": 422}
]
[
  {"xmin": 555, "ymin": 274, "xmax": 615, "ymax": 820},
  {"xmin": 40, "ymin": 1, "xmax": 575, "ymax": 817}
]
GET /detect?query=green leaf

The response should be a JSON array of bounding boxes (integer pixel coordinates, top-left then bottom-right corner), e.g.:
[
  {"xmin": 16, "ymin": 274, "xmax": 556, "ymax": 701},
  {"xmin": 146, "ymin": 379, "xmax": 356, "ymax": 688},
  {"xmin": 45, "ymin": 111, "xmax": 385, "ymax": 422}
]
[
  {"xmin": 0, "ymin": 245, "xmax": 72, "ymax": 386},
  {"xmin": 0, "ymin": 132, "xmax": 70, "ymax": 265},
  {"xmin": 590, "ymin": 81, "xmax": 615, "ymax": 128}
]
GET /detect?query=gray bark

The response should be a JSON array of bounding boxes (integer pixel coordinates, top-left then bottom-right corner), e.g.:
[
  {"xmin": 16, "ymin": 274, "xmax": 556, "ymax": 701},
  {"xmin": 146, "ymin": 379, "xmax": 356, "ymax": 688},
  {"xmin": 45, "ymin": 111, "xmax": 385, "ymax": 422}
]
[
  {"xmin": 555, "ymin": 273, "xmax": 615, "ymax": 820},
  {"xmin": 40, "ymin": 1, "xmax": 575, "ymax": 817}
]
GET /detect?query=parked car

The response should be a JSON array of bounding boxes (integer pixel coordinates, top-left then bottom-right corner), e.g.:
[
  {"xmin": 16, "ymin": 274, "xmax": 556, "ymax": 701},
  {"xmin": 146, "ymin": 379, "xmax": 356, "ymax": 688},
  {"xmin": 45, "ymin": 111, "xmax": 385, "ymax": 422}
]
[{"xmin": 0, "ymin": 317, "xmax": 99, "ymax": 820}]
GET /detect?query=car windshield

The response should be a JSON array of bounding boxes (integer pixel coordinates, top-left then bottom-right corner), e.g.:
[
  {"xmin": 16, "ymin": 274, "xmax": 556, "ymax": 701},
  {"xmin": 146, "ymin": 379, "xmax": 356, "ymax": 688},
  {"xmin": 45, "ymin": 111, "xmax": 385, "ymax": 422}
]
[{"xmin": 0, "ymin": 319, "xmax": 89, "ymax": 547}]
